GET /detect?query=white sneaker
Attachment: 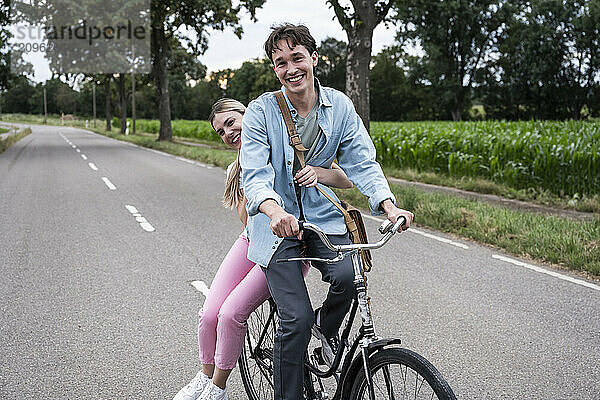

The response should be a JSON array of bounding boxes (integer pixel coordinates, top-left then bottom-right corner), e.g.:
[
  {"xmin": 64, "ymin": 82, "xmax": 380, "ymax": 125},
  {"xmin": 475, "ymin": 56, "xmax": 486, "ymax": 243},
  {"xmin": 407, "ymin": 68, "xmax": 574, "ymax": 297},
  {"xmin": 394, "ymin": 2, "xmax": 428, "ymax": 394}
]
[
  {"xmin": 198, "ymin": 382, "xmax": 228, "ymax": 400},
  {"xmin": 173, "ymin": 370, "xmax": 211, "ymax": 400}
]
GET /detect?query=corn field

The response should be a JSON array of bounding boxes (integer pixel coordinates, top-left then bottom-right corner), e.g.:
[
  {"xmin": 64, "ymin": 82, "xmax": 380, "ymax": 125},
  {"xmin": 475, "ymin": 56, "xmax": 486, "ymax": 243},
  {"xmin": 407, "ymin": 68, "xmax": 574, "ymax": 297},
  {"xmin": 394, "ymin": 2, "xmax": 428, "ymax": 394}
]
[
  {"xmin": 135, "ymin": 117, "xmax": 599, "ymax": 196},
  {"xmin": 371, "ymin": 120, "xmax": 600, "ymax": 196},
  {"xmin": 135, "ymin": 119, "xmax": 217, "ymax": 142}
]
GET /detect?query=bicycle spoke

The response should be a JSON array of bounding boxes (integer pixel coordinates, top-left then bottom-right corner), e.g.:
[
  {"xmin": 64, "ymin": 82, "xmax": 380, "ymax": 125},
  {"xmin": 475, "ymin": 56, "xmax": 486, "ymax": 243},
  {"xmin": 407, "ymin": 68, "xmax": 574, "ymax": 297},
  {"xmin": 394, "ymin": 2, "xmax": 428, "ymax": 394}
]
[{"xmin": 359, "ymin": 362, "xmax": 440, "ymax": 400}]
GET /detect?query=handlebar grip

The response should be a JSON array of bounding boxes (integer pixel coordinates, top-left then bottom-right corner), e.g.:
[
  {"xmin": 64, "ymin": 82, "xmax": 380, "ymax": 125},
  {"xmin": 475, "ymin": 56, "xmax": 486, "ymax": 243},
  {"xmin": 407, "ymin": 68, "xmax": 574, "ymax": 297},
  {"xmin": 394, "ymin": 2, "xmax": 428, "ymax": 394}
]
[
  {"xmin": 393, "ymin": 216, "xmax": 407, "ymax": 232},
  {"xmin": 298, "ymin": 220, "xmax": 305, "ymax": 231}
]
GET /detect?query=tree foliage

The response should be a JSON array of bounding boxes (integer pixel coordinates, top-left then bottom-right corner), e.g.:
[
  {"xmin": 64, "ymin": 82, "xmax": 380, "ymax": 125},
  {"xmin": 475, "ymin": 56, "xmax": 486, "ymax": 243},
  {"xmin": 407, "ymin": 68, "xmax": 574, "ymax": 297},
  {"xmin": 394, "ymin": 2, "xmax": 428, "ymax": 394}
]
[
  {"xmin": 395, "ymin": 0, "xmax": 509, "ymax": 121},
  {"xmin": 479, "ymin": 0, "xmax": 600, "ymax": 120}
]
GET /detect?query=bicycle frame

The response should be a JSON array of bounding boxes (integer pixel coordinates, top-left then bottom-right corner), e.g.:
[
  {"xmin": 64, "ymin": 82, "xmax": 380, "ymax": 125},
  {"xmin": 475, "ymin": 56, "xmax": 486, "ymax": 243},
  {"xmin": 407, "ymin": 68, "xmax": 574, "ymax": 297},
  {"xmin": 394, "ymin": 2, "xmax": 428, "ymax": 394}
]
[
  {"xmin": 242, "ymin": 217, "xmax": 456, "ymax": 400},
  {"xmin": 288, "ymin": 219, "xmax": 407, "ymax": 400}
]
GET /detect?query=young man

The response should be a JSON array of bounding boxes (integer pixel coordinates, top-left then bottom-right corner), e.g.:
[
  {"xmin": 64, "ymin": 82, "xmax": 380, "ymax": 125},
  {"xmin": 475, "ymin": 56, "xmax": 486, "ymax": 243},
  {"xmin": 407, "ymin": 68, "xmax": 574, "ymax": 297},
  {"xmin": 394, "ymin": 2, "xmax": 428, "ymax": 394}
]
[{"xmin": 240, "ymin": 24, "xmax": 414, "ymax": 400}]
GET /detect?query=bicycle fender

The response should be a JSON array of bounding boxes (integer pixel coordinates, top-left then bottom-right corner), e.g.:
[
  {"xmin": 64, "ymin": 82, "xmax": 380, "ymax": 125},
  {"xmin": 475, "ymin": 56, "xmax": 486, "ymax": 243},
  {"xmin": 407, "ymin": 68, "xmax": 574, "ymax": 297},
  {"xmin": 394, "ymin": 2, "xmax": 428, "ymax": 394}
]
[{"xmin": 335, "ymin": 338, "xmax": 402, "ymax": 400}]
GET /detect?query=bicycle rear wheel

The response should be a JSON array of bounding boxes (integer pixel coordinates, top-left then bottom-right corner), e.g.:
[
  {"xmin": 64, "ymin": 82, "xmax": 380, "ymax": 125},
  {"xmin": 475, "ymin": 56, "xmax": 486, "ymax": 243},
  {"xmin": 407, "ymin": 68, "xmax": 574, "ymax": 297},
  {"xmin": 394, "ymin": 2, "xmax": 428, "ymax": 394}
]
[
  {"xmin": 349, "ymin": 347, "xmax": 456, "ymax": 400},
  {"xmin": 238, "ymin": 298, "xmax": 317, "ymax": 400},
  {"xmin": 238, "ymin": 299, "xmax": 278, "ymax": 400}
]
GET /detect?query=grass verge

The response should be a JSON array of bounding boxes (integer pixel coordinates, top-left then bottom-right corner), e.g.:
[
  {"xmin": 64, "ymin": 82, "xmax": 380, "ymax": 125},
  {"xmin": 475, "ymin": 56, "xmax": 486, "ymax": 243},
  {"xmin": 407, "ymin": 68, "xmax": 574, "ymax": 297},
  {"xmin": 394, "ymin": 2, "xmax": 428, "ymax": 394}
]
[
  {"xmin": 0, "ymin": 127, "xmax": 33, "ymax": 154},
  {"xmin": 3, "ymin": 117, "xmax": 599, "ymax": 277},
  {"xmin": 383, "ymin": 166, "xmax": 600, "ymax": 214},
  {"xmin": 336, "ymin": 185, "xmax": 600, "ymax": 277}
]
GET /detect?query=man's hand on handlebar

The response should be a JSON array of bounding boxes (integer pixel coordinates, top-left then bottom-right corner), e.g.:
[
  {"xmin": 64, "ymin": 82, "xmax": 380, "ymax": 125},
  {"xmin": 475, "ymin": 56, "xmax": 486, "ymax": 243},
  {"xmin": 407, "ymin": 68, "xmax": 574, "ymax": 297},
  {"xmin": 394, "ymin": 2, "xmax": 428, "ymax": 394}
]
[
  {"xmin": 380, "ymin": 199, "xmax": 414, "ymax": 232},
  {"xmin": 270, "ymin": 209, "xmax": 302, "ymax": 239},
  {"xmin": 259, "ymin": 199, "xmax": 303, "ymax": 239}
]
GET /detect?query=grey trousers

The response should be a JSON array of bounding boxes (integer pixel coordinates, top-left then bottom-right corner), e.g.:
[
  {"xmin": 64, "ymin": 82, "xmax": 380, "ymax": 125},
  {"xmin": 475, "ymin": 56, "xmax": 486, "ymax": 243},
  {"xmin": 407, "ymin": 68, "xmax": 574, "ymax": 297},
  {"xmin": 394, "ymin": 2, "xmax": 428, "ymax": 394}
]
[{"xmin": 263, "ymin": 231, "xmax": 355, "ymax": 400}]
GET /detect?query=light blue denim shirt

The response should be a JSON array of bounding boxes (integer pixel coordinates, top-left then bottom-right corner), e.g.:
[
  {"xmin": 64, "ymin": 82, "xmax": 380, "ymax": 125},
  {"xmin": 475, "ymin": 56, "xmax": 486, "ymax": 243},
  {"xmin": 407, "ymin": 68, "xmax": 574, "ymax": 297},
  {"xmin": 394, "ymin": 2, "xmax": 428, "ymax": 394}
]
[{"xmin": 240, "ymin": 81, "xmax": 395, "ymax": 267}]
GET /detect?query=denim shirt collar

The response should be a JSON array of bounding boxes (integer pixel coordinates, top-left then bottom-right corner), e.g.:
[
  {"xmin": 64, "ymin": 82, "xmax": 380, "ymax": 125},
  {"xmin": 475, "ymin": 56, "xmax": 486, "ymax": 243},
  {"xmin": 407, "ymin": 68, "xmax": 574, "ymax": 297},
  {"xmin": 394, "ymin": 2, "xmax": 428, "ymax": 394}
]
[{"xmin": 280, "ymin": 78, "xmax": 333, "ymax": 117}]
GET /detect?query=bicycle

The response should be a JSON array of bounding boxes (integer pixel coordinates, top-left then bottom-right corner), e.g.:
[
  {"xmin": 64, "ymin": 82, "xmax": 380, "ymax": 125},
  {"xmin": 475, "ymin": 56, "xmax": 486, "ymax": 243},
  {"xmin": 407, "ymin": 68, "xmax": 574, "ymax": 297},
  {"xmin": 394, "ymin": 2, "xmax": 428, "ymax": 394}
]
[{"xmin": 238, "ymin": 217, "xmax": 457, "ymax": 400}]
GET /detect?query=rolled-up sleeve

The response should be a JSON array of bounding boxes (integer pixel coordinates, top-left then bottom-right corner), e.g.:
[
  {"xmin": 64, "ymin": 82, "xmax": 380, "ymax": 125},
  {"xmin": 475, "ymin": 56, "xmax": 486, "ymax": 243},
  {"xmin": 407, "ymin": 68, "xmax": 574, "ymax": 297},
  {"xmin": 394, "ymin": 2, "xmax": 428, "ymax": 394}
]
[
  {"xmin": 336, "ymin": 99, "xmax": 395, "ymax": 215},
  {"xmin": 240, "ymin": 100, "xmax": 284, "ymax": 216}
]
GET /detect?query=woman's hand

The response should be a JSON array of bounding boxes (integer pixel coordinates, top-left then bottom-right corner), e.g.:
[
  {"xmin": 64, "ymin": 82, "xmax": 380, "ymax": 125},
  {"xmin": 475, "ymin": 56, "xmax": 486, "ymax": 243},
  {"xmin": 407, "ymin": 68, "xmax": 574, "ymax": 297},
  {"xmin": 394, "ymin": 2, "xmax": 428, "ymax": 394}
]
[{"xmin": 294, "ymin": 165, "xmax": 319, "ymax": 187}]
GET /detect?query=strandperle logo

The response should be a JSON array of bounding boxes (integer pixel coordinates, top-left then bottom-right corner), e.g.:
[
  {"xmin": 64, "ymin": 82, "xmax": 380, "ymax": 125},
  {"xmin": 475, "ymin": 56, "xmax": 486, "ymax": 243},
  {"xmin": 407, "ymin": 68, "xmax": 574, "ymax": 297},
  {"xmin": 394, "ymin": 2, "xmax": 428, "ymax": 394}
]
[{"xmin": 14, "ymin": 20, "xmax": 147, "ymax": 46}]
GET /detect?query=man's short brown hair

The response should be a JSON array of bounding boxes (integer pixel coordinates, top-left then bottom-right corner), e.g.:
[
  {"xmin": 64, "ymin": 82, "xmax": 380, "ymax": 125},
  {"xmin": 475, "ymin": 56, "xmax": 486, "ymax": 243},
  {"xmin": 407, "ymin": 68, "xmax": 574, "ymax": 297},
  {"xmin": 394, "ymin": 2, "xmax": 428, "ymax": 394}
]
[{"xmin": 264, "ymin": 24, "xmax": 317, "ymax": 62}]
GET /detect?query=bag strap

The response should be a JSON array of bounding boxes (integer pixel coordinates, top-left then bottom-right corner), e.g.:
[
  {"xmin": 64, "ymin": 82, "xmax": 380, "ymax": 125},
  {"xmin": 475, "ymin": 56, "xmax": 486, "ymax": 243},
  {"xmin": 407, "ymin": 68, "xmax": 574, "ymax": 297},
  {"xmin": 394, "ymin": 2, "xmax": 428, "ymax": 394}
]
[{"xmin": 273, "ymin": 90, "xmax": 358, "ymax": 236}]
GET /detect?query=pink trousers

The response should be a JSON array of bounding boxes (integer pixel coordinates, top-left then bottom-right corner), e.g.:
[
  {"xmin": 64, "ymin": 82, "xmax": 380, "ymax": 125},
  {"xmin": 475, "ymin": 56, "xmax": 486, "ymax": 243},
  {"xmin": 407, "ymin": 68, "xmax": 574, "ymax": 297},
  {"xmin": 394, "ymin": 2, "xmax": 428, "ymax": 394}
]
[{"xmin": 198, "ymin": 234, "xmax": 309, "ymax": 370}]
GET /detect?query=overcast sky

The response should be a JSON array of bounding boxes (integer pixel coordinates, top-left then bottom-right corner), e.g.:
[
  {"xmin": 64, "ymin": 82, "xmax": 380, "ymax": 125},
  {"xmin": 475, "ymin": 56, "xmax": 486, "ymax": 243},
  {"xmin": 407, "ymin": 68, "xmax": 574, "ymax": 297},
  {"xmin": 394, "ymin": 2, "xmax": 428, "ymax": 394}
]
[{"xmin": 18, "ymin": 0, "xmax": 399, "ymax": 83}]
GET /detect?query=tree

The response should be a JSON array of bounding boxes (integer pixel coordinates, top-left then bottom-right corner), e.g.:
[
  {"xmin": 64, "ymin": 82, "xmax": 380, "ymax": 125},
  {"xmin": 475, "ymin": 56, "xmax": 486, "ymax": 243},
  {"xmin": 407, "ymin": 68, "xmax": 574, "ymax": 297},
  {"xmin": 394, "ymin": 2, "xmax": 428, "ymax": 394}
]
[
  {"xmin": 395, "ymin": 0, "xmax": 509, "ymax": 121},
  {"xmin": 369, "ymin": 46, "xmax": 438, "ymax": 121},
  {"xmin": 1, "ymin": 75, "xmax": 37, "ymax": 113},
  {"xmin": 150, "ymin": 0, "xmax": 265, "ymax": 141},
  {"xmin": 327, "ymin": 0, "xmax": 396, "ymax": 131},
  {"xmin": 225, "ymin": 58, "xmax": 279, "ymax": 105},
  {"xmin": 316, "ymin": 37, "xmax": 346, "ymax": 92},
  {"xmin": 104, "ymin": 75, "xmax": 112, "ymax": 131},
  {"xmin": 0, "ymin": 0, "xmax": 11, "ymax": 92},
  {"xmin": 480, "ymin": 0, "xmax": 600, "ymax": 120}
]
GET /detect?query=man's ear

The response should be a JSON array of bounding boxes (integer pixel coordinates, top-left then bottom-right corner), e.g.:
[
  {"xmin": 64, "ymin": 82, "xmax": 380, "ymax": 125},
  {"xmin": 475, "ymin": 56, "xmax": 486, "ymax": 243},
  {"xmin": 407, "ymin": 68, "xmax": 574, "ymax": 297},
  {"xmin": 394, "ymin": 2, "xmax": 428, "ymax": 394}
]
[{"xmin": 312, "ymin": 51, "xmax": 318, "ymax": 67}]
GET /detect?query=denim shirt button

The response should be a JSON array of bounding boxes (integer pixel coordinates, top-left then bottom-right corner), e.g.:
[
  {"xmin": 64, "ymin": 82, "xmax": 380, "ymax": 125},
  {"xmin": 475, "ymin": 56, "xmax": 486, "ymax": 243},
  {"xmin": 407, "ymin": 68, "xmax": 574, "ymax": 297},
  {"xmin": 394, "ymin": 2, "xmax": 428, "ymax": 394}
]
[
  {"xmin": 272, "ymin": 245, "xmax": 276, "ymax": 249},
  {"xmin": 287, "ymin": 161, "xmax": 291, "ymax": 165}
]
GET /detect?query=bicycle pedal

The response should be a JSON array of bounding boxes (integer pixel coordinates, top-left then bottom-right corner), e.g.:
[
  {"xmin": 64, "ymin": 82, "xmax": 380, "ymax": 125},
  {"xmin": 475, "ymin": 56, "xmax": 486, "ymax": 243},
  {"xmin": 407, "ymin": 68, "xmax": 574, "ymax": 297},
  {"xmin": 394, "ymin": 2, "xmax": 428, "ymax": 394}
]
[{"xmin": 312, "ymin": 347, "xmax": 326, "ymax": 366}]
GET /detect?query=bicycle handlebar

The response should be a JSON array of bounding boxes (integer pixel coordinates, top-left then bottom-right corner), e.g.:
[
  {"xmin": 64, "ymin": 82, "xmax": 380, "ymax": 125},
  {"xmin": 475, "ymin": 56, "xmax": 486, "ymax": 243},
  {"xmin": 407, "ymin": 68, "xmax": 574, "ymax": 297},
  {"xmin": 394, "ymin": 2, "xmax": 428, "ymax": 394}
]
[{"xmin": 298, "ymin": 216, "xmax": 406, "ymax": 253}]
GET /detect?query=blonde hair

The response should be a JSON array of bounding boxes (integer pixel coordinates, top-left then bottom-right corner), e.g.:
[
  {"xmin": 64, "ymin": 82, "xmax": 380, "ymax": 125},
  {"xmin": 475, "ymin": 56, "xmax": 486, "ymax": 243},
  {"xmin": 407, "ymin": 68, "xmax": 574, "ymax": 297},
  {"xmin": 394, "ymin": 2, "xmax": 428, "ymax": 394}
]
[{"xmin": 209, "ymin": 98, "xmax": 246, "ymax": 209}]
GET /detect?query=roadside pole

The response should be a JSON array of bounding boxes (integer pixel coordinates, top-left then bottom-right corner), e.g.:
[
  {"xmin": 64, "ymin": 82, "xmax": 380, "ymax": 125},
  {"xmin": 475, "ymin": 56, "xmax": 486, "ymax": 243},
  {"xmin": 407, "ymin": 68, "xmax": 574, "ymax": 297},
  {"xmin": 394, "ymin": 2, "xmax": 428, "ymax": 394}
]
[
  {"xmin": 131, "ymin": 45, "xmax": 136, "ymax": 135},
  {"xmin": 93, "ymin": 83, "xmax": 97, "ymax": 128},
  {"xmin": 43, "ymin": 87, "xmax": 47, "ymax": 124}
]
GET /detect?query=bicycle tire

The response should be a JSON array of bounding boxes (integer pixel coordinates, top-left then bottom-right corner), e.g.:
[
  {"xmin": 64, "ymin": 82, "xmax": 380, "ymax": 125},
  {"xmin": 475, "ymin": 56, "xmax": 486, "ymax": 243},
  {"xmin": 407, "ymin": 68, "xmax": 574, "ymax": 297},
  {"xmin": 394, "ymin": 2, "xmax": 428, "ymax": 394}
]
[
  {"xmin": 349, "ymin": 347, "xmax": 456, "ymax": 400},
  {"xmin": 239, "ymin": 300, "xmax": 277, "ymax": 400},
  {"xmin": 238, "ymin": 299, "xmax": 317, "ymax": 400}
]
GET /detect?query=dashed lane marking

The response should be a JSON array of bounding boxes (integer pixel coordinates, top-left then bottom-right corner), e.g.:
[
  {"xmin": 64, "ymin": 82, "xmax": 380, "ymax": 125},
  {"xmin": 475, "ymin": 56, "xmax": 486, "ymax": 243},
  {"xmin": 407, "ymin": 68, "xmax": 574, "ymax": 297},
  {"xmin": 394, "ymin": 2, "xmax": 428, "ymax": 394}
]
[
  {"xmin": 101, "ymin": 177, "xmax": 116, "ymax": 190},
  {"xmin": 125, "ymin": 204, "xmax": 155, "ymax": 232}
]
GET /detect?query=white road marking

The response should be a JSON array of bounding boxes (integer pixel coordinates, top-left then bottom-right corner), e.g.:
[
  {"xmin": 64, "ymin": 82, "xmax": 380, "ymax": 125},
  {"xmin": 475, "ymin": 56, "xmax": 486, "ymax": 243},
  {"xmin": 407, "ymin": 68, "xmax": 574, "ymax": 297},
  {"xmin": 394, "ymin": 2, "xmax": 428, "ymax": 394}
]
[
  {"xmin": 88, "ymin": 162, "xmax": 98, "ymax": 171},
  {"xmin": 101, "ymin": 177, "xmax": 116, "ymax": 190},
  {"xmin": 140, "ymin": 222, "xmax": 155, "ymax": 232},
  {"xmin": 76, "ymin": 149, "xmax": 81, "ymax": 153},
  {"xmin": 125, "ymin": 205, "xmax": 139, "ymax": 214},
  {"xmin": 492, "ymin": 254, "xmax": 600, "ymax": 292},
  {"xmin": 125, "ymin": 205, "xmax": 155, "ymax": 232},
  {"xmin": 411, "ymin": 228, "xmax": 470, "ymax": 249},
  {"xmin": 71, "ymin": 144, "xmax": 76, "ymax": 149},
  {"xmin": 191, "ymin": 280, "xmax": 210, "ymax": 297},
  {"xmin": 361, "ymin": 214, "xmax": 469, "ymax": 249},
  {"xmin": 176, "ymin": 156, "xmax": 195, "ymax": 164},
  {"xmin": 81, "ymin": 154, "xmax": 88, "ymax": 160},
  {"xmin": 145, "ymin": 148, "xmax": 171, "ymax": 157}
]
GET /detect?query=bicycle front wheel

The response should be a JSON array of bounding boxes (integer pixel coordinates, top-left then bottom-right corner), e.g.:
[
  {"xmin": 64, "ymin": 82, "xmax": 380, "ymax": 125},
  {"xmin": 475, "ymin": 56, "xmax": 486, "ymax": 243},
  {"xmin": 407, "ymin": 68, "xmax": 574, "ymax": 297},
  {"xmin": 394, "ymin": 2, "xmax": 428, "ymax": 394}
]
[{"xmin": 349, "ymin": 347, "xmax": 456, "ymax": 400}]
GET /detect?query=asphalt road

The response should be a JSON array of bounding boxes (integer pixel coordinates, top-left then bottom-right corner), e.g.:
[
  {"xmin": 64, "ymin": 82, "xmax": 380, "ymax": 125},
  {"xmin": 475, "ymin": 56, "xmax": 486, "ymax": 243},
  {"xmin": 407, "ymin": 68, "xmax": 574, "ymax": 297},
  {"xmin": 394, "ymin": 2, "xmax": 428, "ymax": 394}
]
[{"xmin": 1, "ymin": 124, "xmax": 598, "ymax": 399}]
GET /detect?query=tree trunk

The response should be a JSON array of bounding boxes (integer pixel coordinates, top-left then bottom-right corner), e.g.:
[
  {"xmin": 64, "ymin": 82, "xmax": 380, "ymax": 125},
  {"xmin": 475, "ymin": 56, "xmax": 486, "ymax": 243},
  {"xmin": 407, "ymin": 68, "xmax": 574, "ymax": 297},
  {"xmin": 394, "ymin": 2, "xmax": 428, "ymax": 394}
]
[
  {"xmin": 104, "ymin": 74, "xmax": 111, "ymax": 131},
  {"xmin": 346, "ymin": 27, "xmax": 374, "ymax": 132},
  {"xmin": 152, "ymin": 23, "xmax": 173, "ymax": 141},
  {"xmin": 118, "ymin": 74, "xmax": 127, "ymax": 134},
  {"xmin": 451, "ymin": 91, "xmax": 464, "ymax": 121}
]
